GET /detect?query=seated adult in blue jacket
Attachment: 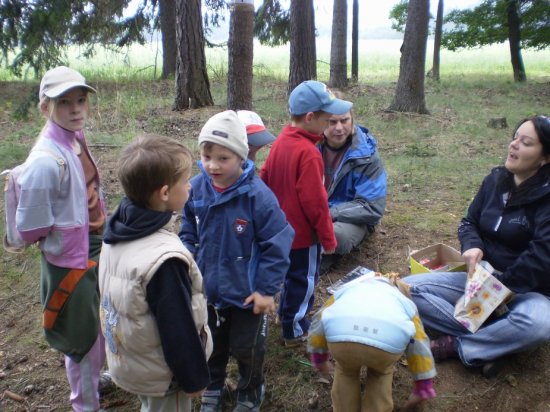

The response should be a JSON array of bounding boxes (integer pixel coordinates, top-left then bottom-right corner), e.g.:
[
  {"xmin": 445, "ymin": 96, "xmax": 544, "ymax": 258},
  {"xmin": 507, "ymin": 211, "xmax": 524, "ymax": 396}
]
[{"xmin": 318, "ymin": 106, "xmax": 387, "ymax": 269}]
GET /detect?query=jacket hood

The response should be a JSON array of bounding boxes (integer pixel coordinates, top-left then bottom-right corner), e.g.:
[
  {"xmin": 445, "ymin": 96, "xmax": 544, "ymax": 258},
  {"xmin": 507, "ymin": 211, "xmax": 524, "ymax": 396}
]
[
  {"xmin": 348, "ymin": 125, "xmax": 377, "ymax": 159},
  {"xmin": 104, "ymin": 197, "xmax": 173, "ymax": 244}
]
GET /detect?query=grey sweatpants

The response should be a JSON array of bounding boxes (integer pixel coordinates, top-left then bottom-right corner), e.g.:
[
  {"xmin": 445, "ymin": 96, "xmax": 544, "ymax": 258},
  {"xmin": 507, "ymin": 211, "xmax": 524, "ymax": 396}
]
[{"xmin": 333, "ymin": 222, "xmax": 369, "ymax": 254}]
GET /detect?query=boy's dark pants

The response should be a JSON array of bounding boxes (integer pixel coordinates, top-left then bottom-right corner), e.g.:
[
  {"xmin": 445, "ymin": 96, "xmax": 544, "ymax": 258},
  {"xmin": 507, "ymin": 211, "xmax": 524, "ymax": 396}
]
[
  {"xmin": 278, "ymin": 244, "xmax": 321, "ymax": 340},
  {"xmin": 206, "ymin": 305, "xmax": 267, "ymax": 404}
]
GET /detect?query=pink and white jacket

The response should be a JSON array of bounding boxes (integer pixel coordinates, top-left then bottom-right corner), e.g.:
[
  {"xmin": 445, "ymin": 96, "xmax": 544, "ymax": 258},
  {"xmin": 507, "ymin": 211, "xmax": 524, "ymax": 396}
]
[{"xmin": 17, "ymin": 120, "xmax": 105, "ymax": 269}]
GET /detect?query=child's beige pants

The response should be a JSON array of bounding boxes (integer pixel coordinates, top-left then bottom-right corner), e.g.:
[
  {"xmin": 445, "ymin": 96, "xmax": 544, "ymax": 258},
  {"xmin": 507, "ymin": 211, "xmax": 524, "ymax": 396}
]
[{"xmin": 329, "ymin": 341, "xmax": 402, "ymax": 412}]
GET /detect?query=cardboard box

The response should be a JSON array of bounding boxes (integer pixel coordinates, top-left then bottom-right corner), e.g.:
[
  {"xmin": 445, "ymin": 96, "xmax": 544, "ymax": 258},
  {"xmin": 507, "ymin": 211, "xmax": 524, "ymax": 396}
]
[{"xmin": 409, "ymin": 243, "xmax": 466, "ymax": 274}]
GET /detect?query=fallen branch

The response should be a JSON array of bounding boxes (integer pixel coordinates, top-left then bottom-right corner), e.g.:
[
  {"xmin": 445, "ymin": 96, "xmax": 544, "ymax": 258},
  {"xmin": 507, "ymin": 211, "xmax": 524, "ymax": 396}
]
[{"xmin": 3, "ymin": 389, "xmax": 25, "ymax": 402}]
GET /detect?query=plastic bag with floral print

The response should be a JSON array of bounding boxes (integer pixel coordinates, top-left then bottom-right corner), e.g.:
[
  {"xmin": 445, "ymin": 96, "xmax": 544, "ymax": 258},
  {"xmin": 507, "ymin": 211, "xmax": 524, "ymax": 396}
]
[{"xmin": 453, "ymin": 262, "xmax": 513, "ymax": 333}]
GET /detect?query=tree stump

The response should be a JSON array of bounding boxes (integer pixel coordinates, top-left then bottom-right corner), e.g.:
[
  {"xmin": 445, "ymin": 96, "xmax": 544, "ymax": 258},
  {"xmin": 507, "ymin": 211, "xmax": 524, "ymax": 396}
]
[{"xmin": 488, "ymin": 117, "xmax": 508, "ymax": 129}]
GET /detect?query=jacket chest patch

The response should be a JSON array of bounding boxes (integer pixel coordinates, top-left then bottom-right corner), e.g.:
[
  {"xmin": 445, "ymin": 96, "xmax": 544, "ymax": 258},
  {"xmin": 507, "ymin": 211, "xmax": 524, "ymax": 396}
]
[{"xmin": 233, "ymin": 218, "xmax": 248, "ymax": 235}]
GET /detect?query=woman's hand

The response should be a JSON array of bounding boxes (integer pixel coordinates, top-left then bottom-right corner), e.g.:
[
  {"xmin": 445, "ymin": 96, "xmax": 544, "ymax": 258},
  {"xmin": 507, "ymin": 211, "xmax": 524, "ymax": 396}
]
[{"xmin": 462, "ymin": 247, "xmax": 483, "ymax": 277}]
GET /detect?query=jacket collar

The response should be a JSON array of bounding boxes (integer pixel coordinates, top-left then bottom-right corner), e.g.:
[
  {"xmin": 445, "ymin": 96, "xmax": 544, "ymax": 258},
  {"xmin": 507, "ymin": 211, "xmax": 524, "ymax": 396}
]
[
  {"xmin": 284, "ymin": 124, "xmax": 323, "ymax": 144},
  {"xmin": 41, "ymin": 120, "xmax": 83, "ymax": 151}
]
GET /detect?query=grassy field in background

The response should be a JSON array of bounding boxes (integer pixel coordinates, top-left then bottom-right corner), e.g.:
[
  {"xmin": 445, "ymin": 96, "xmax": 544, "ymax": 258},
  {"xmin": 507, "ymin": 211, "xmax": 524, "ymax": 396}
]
[
  {"xmin": 0, "ymin": 39, "xmax": 549, "ymax": 253},
  {"xmin": 1, "ymin": 39, "xmax": 549, "ymax": 83}
]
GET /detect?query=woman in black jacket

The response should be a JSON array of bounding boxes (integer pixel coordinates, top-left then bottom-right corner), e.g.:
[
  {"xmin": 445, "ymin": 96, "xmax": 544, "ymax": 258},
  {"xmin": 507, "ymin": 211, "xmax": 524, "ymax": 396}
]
[{"xmin": 404, "ymin": 115, "xmax": 550, "ymax": 376}]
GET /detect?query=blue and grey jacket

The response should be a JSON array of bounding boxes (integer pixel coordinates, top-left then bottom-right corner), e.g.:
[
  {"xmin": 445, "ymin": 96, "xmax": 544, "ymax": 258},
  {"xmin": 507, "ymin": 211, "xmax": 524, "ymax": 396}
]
[
  {"xmin": 179, "ymin": 160, "xmax": 295, "ymax": 309},
  {"xmin": 319, "ymin": 125, "xmax": 387, "ymax": 229}
]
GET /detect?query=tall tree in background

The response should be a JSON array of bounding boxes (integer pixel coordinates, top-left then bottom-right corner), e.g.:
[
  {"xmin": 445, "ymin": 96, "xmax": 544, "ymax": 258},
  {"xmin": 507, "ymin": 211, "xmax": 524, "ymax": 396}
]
[
  {"xmin": 173, "ymin": 0, "xmax": 213, "ymax": 110},
  {"xmin": 388, "ymin": 0, "xmax": 430, "ymax": 113},
  {"xmin": 288, "ymin": 0, "xmax": 316, "ymax": 93},
  {"xmin": 351, "ymin": 0, "xmax": 359, "ymax": 82},
  {"xmin": 159, "ymin": 0, "xmax": 176, "ymax": 78},
  {"xmin": 430, "ymin": 0, "xmax": 444, "ymax": 81},
  {"xmin": 443, "ymin": 0, "xmax": 548, "ymax": 82},
  {"xmin": 227, "ymin": 0, "xmax": 254, "ymax": 110},
  {"xmin": 505, "ymin": 0, "xmax": 525, "ymax": 81},
  {"xmin": 329, "ymin": 0, "xmax": 348, "ymax": 88}
]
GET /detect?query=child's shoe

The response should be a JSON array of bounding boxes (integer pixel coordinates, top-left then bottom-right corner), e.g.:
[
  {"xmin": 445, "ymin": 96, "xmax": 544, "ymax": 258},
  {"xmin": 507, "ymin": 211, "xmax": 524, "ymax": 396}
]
[
  {"xmin": 233, "ymin": 385, "xmax": 265, "ymax": 412},
  {"xmin": 283, "ymin": 334, "xmax": 308, "ymax": 348},
  {"xmin": 200, "ymin": 391, "xmax": 222, "ymax": 412},
  {"xmin": 481, "ymin": 358, "xmax": 506, "ymax": 378}
]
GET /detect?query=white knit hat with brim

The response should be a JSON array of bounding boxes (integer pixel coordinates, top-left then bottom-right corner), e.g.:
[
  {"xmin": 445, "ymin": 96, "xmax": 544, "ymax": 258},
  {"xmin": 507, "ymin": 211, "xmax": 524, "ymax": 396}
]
[
  {"xmin": 199, "ymin": 110, "xmax": 249, "ymax": 160},
  {"xmin": 39, "ymin": 66, "xmax": 97, "ymax": 99}
]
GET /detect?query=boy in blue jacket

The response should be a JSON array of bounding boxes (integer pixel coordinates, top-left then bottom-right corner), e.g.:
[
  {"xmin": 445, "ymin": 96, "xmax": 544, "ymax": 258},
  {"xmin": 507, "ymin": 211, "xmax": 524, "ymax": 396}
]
[{"xmin": 179, "ymin": 110, "xmax": 295, "ymax": 412}]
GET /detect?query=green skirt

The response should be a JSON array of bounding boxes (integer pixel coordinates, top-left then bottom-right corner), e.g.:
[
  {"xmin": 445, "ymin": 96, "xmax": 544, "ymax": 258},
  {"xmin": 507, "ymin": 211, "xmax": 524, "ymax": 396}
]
[{"xmin": 40, "ymin": 234, "xmax": 102, "ymax": 362}]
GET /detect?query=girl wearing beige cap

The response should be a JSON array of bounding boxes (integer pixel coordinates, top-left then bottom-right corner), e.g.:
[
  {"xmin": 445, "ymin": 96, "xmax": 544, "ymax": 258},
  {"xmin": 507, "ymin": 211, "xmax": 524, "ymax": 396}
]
[{"xmin": 15, "ymin": 66, "xmax": 106, "ymax": 411}]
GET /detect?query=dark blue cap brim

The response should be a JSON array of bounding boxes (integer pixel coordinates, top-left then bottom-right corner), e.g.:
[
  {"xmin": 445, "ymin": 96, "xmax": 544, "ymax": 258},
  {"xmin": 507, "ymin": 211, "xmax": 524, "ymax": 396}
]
[{"xmin": 247, "ymin": 130, "xmax": 276, "ymax": 147}]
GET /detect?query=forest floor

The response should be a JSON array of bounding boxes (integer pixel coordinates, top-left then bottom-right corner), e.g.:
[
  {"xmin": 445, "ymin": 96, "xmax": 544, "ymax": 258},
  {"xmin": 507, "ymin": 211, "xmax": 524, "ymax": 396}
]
[{"xmin": 2, "ymin": 79, "xmax": 550, "ymax": 411}]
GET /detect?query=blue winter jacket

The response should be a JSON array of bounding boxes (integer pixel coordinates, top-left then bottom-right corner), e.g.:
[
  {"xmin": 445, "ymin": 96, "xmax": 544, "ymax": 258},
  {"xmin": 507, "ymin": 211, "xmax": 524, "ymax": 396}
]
[
  {"xmin": 319, "ymin": 125, "xmax": 387, "ymax": 228},
  {"xmin": 179, "ymin": 160, "xmax": 295, "ymax": 309}
]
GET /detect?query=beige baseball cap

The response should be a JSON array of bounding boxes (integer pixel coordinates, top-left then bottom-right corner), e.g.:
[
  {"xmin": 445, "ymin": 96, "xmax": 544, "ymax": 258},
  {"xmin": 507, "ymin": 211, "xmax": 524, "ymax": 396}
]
[{"xmin": 39, "ymin": 66, "xmax": 97, "ymax": 99}]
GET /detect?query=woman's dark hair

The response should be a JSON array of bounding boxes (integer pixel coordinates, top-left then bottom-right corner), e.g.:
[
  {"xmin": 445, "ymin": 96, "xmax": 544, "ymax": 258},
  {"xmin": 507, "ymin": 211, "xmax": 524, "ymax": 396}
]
[{"xmin": 514, "ymin": 115, "xmax": 550, "ymax": 156}]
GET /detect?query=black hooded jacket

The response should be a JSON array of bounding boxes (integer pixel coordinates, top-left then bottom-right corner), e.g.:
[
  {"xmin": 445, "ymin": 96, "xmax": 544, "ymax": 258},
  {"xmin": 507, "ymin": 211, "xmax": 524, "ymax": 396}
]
[{"xmin": 458, "ymin": 165, "xmax": 550, "ymax": 296}]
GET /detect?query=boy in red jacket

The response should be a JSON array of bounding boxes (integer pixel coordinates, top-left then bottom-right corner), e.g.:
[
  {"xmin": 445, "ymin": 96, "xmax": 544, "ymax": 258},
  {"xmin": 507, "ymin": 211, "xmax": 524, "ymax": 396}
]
[{"xmin": 260, "ymin": 80, "xmax": 352, "ymax": 346}]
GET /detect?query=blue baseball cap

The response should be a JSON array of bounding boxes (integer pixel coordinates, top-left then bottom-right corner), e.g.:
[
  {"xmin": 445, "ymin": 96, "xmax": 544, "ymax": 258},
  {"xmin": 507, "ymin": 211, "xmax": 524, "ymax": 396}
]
[{"xmin": 288, "ymin": 80, "xmax": 353, "ymax": 116}]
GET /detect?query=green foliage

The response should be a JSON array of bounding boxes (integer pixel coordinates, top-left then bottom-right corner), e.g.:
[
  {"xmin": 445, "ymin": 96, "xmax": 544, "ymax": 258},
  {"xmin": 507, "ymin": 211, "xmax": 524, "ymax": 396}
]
[
  {"xmin": 443, "ymin": 0, "xmax": 550, "ymax": 51},
  {"xmin": 203, "ymin": 0, "xmax": 228, "ymax": 40},
  {"xmin": 389, "ymin": 0, "xmax": 410, "ymax": 33},
  {"xmin": 254, "ymin": 0, "xmax": 290, "ymax": 46},
  {"xmin": 0, "ymin": 0, "xmax": 155, "ymax": 76},
  {"xmin": 389, "ymin": 0, "xmax": 434, "ymax": 34},
  {"xmin": 390, "ymin": 0, "xmax": 549, "ymax": 51}
]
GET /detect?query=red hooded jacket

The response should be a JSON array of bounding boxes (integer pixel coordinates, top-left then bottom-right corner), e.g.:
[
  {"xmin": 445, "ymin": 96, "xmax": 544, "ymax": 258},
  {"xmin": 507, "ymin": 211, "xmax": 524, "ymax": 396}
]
[{"xmin": 261, "ymin": 124, "xmax": 337, "ymax": 251}]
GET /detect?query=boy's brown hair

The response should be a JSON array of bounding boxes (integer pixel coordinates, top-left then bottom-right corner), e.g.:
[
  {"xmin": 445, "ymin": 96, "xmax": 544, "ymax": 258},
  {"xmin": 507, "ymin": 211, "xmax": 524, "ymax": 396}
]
[{"xmin": 118, "ymin": 134, "xmax": 193, "ymax": 208}]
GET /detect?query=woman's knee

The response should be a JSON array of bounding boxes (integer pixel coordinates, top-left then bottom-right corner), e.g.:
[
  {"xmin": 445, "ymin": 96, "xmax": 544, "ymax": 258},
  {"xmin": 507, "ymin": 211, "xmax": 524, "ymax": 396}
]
[{"xmin": 510, "ymin": 293, "xmax": 550, "ymax": 338}]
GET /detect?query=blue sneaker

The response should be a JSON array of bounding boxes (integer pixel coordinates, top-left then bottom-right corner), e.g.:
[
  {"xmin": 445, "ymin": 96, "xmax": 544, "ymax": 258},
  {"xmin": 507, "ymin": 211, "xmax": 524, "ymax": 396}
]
[
  {"xmin": 233, "ymin": 385, "xmax": 265, "ymax": 412},
  {"xmin": 200, "ymin": 391, "xmax": 222, "ymax": 412}
]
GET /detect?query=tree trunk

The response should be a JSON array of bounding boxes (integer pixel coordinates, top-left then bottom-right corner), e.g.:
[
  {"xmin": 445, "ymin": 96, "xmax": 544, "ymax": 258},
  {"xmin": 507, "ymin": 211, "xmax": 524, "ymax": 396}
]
[
  {"xmin": 288, "ymin": 0, "xmax": 316, "ymax": 94},
  {"xmin": 431, "ymin": 0, "xmax": 443, "ymax": 81},
  {"xmin": 506, "ymin": 0, "xmax": 526, "ymax": 82},
  {"xmin": 173, "ymin": 0, "xmax": 213, "ymax": 110},
  {"xmin": 329, "ymin": 0, "xmax": 348, "ymax": 88},
  {"xmin": 351, "ymin": 0, "xmax": 359, "ymax": 83},
  {"xmin": 227, "ymin": 1, "xmax": 254, "ymax": 111},
  {"xmin": 388, "ymin": 0, "xmax": 430, "ymax": 114},
  {"xmin": 159, "ymin": 0, "xmax": 176, "ymax": 79}
]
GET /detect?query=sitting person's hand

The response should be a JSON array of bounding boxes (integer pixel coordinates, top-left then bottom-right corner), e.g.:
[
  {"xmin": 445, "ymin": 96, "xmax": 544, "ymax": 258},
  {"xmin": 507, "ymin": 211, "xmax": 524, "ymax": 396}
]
[{"xmin": 462, "ymin": 247, "xmax": 484, "ymax": 277}]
